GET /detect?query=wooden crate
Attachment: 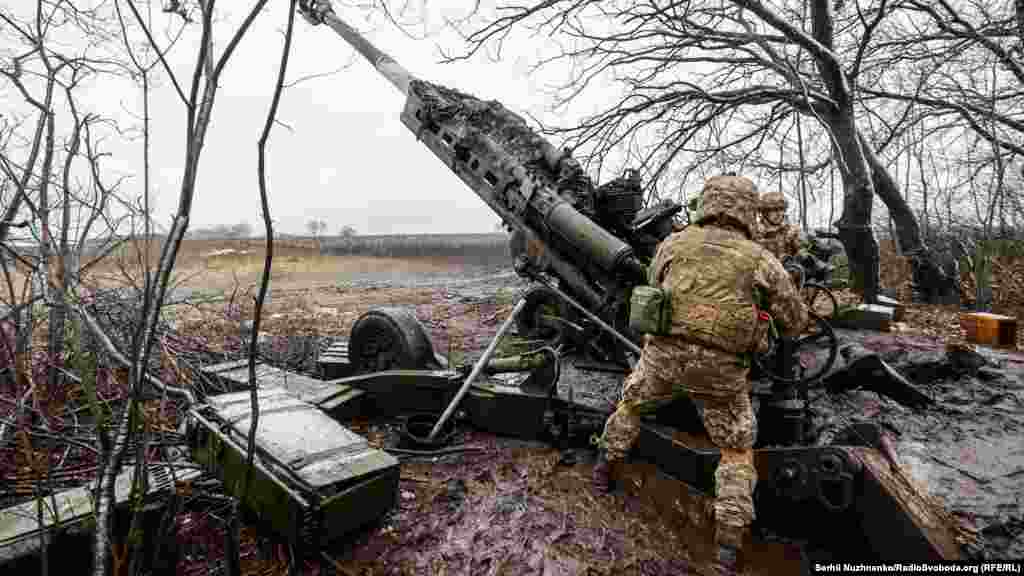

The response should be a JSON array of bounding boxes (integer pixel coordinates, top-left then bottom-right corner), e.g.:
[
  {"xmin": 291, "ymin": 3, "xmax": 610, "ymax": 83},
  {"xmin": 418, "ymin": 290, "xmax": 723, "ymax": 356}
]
[{"xmin": 959, "ymin": 312, "xmax": 1018, "ymax": 348}]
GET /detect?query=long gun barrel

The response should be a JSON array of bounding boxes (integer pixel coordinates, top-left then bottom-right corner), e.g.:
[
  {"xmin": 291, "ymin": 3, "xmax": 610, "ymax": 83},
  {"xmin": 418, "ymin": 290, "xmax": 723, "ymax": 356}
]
[
  {"xmin": 297, "ymin": 0, "xmax": 647, "ymax": 310},
  {"xmin": 299, "ymin": 0, "xmax": 413, "ymax": 95}
]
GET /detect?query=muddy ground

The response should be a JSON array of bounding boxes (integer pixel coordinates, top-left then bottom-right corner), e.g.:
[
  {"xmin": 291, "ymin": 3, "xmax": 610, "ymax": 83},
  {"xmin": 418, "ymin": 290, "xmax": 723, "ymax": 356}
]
[
  {"xmin": 810, "ymin": 329, "xmax": 1024, "ymax": 559},
  {"xmin": 163, "ymin": 260, "xmax": 792, "ymax": 575},
  {"xmin": 15, "ymin": 248, "xmax": 1016, "ymax": 574},
  {"xmin": 158, "ymin": 254, "xmax": 1021, "ymax": 575}
]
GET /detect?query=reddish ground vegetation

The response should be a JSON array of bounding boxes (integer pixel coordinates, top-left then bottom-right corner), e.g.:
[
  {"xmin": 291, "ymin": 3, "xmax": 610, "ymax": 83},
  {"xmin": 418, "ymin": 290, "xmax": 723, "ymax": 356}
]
[{"xmin": 3, "ymin": 239, "xmax": 1023, "ymax": 575}]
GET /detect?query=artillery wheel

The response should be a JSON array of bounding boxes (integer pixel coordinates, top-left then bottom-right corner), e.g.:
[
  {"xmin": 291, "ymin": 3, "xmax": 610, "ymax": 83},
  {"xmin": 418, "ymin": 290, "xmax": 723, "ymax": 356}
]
[
  {"xmin": 349, "ymin": 307, "xmax": 437, "ymax": 374},
  {"xmin": 516, "ymin": 285, "xmax": 571, "ymax": 347},
  {"xmin": 754, "ymin": 312, "xmax": 839, "ymax": 385}
]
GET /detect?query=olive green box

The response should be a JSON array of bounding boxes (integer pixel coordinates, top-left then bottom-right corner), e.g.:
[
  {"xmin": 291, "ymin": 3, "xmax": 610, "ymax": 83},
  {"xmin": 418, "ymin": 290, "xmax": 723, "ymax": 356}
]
[{"xmin": 188, "ymin": 387, "xmax": 399, "ymax": 553}]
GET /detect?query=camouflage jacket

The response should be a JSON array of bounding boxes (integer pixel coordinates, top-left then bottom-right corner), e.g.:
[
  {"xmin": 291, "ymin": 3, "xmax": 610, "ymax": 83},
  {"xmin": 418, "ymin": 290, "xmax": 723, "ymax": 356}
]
[
  {"xmin": 649, "ymin": 224, "xmax": 808, "ymax": 354},
  {"xmin": 757, "ymin": 222, "xmax": 802, "ymax": 262}
]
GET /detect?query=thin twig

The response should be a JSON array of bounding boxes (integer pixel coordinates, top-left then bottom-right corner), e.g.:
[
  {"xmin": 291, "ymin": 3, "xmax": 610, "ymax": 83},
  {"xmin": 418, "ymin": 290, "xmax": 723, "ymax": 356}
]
[{"xmin": 244, "ymin": 0, "xmax": 297, "ymax": 508}]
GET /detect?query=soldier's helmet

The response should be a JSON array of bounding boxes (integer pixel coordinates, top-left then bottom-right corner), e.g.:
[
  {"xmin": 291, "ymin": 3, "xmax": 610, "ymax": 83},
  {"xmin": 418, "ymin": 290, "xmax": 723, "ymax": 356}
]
[
  {"xmin": 696, "ymin": 175, "xmax": 759, "ymax": 237},
  {"xmin": 759, "ymin": 191, "xmax": 788, "ymax": 212}
]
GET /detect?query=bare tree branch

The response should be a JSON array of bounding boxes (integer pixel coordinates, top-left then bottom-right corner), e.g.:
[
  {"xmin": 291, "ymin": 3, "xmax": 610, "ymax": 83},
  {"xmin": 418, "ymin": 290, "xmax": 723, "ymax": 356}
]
[{"xmin": 244, "ymin": 0, "xmax": 298, "ymax": 509}]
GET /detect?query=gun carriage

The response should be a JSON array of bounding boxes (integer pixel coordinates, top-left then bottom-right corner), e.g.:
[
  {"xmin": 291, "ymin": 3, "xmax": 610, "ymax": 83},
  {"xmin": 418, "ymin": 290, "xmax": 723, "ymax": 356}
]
[{"xmin": 180, "ymin": 0, "xmax": 964, "ymax": 563}]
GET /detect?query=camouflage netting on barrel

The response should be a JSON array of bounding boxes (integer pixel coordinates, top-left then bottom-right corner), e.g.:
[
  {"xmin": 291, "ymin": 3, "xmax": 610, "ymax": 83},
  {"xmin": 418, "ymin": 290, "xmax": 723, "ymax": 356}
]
[{"xmin": 409, "ymin": 80, "xmax": 596, "ymax": 214}]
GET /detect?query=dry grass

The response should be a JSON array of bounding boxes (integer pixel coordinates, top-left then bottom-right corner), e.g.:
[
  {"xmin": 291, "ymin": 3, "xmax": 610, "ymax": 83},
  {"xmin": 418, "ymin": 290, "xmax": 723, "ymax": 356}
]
[
  {"xmin": 322, "ymin": 233, "xmax": 509, "ymax": 259},
  {"xmin": 82, "ymin": 239, "xmax": 499, "ymax": 297}
]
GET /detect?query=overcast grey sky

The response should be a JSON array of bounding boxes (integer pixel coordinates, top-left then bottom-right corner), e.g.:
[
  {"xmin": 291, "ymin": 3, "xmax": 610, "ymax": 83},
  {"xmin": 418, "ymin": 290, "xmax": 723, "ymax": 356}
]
[
  {"xmin": 99, "ymin": 1, "xmax": 581, "ymax": 236},
  {"xmin": 12, "ymin": 1, "xmax": 992, "ymax": 240}
]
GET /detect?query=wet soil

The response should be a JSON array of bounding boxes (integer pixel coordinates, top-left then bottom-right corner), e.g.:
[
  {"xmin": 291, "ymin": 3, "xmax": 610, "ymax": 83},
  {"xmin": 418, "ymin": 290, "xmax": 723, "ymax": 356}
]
[
  {"xmin": 331, "ymin": 427, "xmax": 701, "ymax": 575},
  {"xmin": 804, "ymin": 329, "xmax": 1024, "ymax": 559},
  {"xmin": 173, "ymin": 258, "xmax": 1024, "ymax": 570}
]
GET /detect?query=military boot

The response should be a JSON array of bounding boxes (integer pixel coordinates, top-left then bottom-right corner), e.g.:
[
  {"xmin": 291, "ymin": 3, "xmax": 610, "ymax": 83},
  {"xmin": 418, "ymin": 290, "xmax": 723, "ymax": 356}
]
[
  {"xmin": 714, "ymin": 521, "xmax": 747, "ymax": 576},
  {"xmin": 591, "ymin": 452, "xmax": 619, "ymax": 493},
  {"xmin": 715, "ymin": 543, "xmax": 740, "ymax": 576}
]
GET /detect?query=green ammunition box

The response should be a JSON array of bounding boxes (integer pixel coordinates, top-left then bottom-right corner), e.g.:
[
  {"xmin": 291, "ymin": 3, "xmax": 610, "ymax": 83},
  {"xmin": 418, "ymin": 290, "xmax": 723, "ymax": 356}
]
[
  {"xmin": 188, "ymin": 387, "xmax": 399, "ymax": 553},
  {"xmin": 0, "ymin": 464, "xmax": 199, "ymax": 571},
  {"xmin": 317, "ymin": 341, "xmax": 356, "ymax": 379},
  {"xmin": 200, "ymin": 359, "xmax": 366, "ymax": 421},
  {"xmin": 465, "ymin": 380, "xmax": 552, "ymax": 440}
]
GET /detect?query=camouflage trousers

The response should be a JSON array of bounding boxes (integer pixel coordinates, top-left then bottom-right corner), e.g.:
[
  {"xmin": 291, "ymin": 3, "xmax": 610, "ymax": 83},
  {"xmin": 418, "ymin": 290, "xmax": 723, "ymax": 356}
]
[{"xmin": 599, "ymin": 336, "xmax": 757, "ymax": 547}]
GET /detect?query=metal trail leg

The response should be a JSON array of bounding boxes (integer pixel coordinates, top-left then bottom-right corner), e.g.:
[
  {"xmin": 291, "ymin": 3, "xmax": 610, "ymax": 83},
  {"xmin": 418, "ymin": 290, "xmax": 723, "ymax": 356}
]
[{"xmin": 426, "ymin": 297, "xmax": 528, "ymax": 442}]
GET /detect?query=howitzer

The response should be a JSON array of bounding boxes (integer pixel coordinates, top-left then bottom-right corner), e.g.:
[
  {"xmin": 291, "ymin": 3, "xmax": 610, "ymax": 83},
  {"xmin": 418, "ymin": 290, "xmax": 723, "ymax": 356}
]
[
  {"xmin": 298, "ymin": 0, "xmax": 684, "ymax": 365},
  {"xmin": 283, "ymin": 10, "xmax": 966, "ymax": 559},
  {"xmin": 295, "ymin": 0, "xmax": 842, "ymax": 384}
]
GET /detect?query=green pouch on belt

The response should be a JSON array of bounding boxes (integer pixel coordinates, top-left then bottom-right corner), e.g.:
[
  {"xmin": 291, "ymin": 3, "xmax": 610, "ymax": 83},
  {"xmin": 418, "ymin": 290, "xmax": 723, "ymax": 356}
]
[{"xmin": 629, "ymin": 285, "xmax": 672, "ymax": 335}]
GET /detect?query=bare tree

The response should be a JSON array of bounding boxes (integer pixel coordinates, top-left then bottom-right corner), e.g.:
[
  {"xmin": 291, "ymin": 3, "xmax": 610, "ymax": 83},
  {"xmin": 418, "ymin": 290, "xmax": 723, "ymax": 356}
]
[
  {"xmin": 444, "ymin": 0, "xmax": 999, "ymax": 303},
  {"xmin": 76, "ymin": 1, "xmax": 273, "ymax": 573},
  {"xmin": 229, "ymin": 221, "xmax": 254, "ymax": 238},
  {"xmin": 0, "ymin": 4, "xmax": 156, "ymax": 575},
  {"xmin": 246, "ymin": 3, "xmax": 299, "ymax": 558},
  {"xmin": 861, "ymin": 0, "xmax": 1023, "ymax": 305},
  {"xmin": 306, "ymin": 217, "xmax": 327, "ymax": 239}
]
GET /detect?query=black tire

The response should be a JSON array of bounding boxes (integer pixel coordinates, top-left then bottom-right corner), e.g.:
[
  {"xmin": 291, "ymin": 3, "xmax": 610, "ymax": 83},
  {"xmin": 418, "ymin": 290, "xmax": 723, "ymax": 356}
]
[
  {"xmin": 348, "ymin": 307, "xmax": 437, "ymax": 374},
  {"xmin": 803, "ymin": 282, "xmax": 838, "ymax": 320},
  {"xmin": 515, "ymin": 285, "xmax": 571, "ymax": 346}
]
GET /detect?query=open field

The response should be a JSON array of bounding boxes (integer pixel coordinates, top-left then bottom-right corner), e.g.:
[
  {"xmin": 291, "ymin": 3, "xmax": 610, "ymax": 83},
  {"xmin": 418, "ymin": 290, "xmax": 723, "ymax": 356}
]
[
  {"xmin": 64, "ymin": 235, "xmax": 1024, "ymax": 350},
  {"xmin": 0, "ymin": 237, "xmax": 516, "ymax": 326},
  {"xmin": 87, "ymin": 237, "xmax": 513, "ymax": 293},
  {"xmin": 321, "ymin": 232, "xmax": 511, "ymax": 260}
]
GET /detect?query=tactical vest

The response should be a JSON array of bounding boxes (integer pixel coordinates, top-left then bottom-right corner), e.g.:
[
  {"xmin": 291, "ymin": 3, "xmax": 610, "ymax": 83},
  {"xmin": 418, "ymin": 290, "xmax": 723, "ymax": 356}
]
[{"xmin": 651, "ymin": 226, "xmax": 765, "ymax": 355}]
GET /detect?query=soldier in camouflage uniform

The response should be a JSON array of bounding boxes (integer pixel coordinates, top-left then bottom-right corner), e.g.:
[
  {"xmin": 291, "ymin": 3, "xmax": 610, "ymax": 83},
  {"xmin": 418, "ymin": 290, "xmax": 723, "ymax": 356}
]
[
  {"xmin": 756, "ymin": 191, "xmax": 802, "ymax": 263},
  {"xmin": 592, "ymin": 175, "xmax": 808, "ymax": 574}
]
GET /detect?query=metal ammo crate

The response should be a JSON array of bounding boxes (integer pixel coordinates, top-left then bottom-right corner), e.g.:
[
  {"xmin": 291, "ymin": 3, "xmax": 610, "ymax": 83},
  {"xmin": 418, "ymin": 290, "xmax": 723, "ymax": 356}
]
[
  {"xmin": 187, "ymin": 387, "xmax": 399, "ymax": 553},
  {"xmin": 0, "ymin": 463, "xmax": 198, "ymax": 571}
]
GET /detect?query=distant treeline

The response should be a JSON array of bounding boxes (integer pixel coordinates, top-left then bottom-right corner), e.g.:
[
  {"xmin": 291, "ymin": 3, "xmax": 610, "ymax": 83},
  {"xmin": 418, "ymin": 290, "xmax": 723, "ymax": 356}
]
[{"xmin": 320, "ymin": 233, "xmax": 513, "ymax": 263}]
